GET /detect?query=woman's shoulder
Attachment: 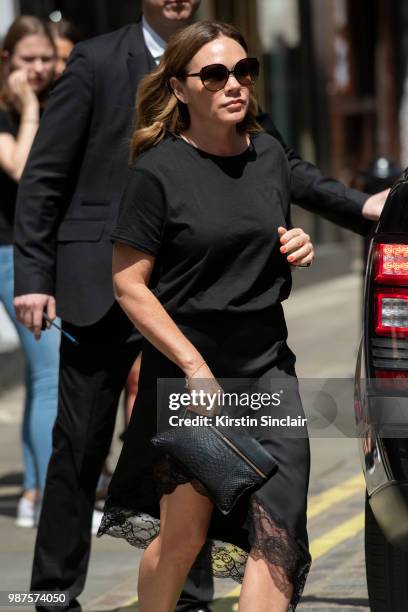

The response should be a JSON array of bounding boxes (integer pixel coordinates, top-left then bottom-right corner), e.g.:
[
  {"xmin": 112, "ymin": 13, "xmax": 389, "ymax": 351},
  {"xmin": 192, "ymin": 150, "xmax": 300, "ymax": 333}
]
[
  {"xmin": 131, "ymin": 134, "xmax": 184, "ymax": 174},
  {"xmin": 252, "ymin": 131, "xmax": 289, "ymax": 176},
  {"xmin": 252, "ymin": 131, "xmax": 286, "ymax": 156},
  {"xmin": 252, "ymin": 132, "xmax": 290, "ymax": 192}
]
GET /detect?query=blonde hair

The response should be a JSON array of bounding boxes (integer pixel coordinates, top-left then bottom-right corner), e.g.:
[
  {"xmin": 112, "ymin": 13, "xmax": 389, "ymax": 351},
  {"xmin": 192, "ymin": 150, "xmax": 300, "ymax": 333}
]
[{"xmin": 131, "ymin": 20, "xmax": 262, "ymax": 160}]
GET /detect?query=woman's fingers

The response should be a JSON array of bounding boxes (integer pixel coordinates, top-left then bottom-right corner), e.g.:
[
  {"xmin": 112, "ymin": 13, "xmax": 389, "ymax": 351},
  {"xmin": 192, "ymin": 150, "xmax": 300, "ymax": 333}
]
[
  {"xmin": 280, "ymin": 229, "xmax": 309, "ymax": 250},
  {"xmin": 278, "ymin": 227, "xmax": 314, "ymax": 266},
  {"xmin": 291, "ymin": 248, "xmax": 314, "ymax": 267},
  {"xmin": 8, "ymin": 70, "xmax": 27, "ymax": 93},
  {"xmin": 287, "ymin": 243, "xmax": 314, "ymax": 264}
]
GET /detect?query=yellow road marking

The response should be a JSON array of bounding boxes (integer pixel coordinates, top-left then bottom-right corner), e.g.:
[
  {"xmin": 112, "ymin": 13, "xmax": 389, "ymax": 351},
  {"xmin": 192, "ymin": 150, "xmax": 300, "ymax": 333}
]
[
  {"xmin": 309, "ymin": 511, "xmax": 364, "ymax": 559},
  {"xmin": 121, "ymin": 474, "xmax": 366, "ymax": 610},
  {"xmin": 307, "ymin": 472, "xmax": 365, "ymax": 520},
  {"xmin": 121, "ymin": 595, "xmax": 138, "ymax": 608},
  {"xmin": 212, "ymin": 475, "xmax": 366, "ymax": 611},
  {"xmin": 213, "ymin": 512, "xmax": 365, "ymax": 610}
]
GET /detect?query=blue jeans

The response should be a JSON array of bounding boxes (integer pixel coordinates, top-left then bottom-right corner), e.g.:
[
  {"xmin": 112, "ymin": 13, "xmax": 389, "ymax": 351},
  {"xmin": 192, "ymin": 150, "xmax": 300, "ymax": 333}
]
[{"xmin": 0, "ymin": 245, "xmax": 60, "ymax": 492}]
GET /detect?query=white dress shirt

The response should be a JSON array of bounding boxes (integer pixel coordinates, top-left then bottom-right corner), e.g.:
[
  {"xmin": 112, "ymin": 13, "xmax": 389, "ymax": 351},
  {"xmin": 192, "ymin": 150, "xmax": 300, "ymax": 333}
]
[{"xmin": 142, "ymin": 17, "xmax": 166, "ymax": 65}]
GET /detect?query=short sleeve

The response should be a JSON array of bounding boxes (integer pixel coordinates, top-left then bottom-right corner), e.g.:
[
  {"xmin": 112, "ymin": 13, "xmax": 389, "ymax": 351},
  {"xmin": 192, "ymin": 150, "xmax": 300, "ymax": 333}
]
[
  {"xmin": 112, "ymin": 169, "xmax": 166, "ymax": 256},
  {"xmin": 0, "ymin": 110, "xmax": 17, "ymax": 136}
]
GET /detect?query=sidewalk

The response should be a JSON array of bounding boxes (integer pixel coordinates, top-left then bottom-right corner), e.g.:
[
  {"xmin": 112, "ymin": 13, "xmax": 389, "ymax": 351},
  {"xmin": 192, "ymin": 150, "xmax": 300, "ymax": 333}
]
[{"xmin": 0, "ymin": 272, "xmax": 364, "ymax": 610}]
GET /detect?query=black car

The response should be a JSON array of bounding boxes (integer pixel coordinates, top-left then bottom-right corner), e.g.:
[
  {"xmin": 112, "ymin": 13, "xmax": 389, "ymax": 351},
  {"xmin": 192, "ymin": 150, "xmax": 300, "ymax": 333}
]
[{"xmin": 355, "ymin": 168, "xmax": 408, "ymax": 611}]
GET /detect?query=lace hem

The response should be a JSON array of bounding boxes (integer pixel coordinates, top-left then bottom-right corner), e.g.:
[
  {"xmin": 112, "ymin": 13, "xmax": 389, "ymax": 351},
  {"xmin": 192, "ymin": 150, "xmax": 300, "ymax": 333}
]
[
  {"xmin": 153, "ymin": 452, "xmax": 210, "ymax": 499},
  {"xmin": 97, "ymin": 508, "xmax": 247, "ymax": 581},
  {"xmin": 98, "ymin": 458, "xmax": 311, "ymax": 609},
  {"xmin": 249, "ymin": 495, "xmax": 311, "ymax": 611},
  {"xmin": 98, "ymin": 508, "xmax": 159, "ymax": 549}
]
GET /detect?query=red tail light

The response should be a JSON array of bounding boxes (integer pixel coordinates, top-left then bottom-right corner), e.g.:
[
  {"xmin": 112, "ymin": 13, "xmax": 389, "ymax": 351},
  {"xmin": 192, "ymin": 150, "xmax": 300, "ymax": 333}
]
[
  {"xmin": 374, "ymin": 370, "xmax": 408, "ymax": 378},
  {"xmin": 374, "ymin": 243, "xmax": 408, "ymax": 284},
  {"xmin": 374, "ymin": 370, "xmax": 408, "ymax": 390},
  {"xmin": 370, "ymin": 241, "xmax": 408, "ymax": 377}
]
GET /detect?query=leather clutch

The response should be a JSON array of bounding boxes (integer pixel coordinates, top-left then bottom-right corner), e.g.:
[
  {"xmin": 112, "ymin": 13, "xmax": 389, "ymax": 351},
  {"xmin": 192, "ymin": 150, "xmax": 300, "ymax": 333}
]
[{"xmin": 151, "ymin": 420, "xmax": 278, "ymax": 515}]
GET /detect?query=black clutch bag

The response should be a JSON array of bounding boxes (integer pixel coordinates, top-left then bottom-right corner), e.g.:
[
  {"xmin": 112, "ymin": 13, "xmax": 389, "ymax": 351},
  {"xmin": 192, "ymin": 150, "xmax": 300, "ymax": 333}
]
[{"xmin": 151, "ymin": 420, "xmax": 278, "ymax": 515}]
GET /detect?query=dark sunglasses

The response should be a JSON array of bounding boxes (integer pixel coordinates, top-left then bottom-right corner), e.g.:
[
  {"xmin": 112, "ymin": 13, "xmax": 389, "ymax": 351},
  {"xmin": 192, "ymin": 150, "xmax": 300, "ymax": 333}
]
[{"xmin": 180, "ymin": 57, "xmax": 259, "ymax": 92}]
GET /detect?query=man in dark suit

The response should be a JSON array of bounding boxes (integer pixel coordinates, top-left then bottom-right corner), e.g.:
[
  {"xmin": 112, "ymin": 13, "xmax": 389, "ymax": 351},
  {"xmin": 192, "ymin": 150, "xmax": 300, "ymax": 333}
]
[
  {"xmin": 13, "ymin": 2, "xmax": 208, "ymax": 611},
  {"xmin": 13, "ymin": 2, "xmax": 387, "ymax": 610}
]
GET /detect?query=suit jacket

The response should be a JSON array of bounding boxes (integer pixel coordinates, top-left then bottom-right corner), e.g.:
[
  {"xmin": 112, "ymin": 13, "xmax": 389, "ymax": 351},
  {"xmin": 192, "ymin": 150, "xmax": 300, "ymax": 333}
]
[
  {"xmin": 257, "ymin": 113, "xmax": 371, "ymax": 236},
  {"xmin": 14, "ymin": 22, "xmax": 154, "ymax": 325},
  {"xmin": 14, "ymin": 23, "xmax": 371, "ymax": 327}
]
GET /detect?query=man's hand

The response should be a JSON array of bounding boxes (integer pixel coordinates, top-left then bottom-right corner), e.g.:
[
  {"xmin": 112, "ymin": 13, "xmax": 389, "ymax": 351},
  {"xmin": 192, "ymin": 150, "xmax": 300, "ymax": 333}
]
[
  {"xmin": 362, "ymin": 189, "xmax": 390, "ymax": 221},
  {"xmin": 14, "ymin": 294, "xmax": 56, "ymax": 340}
]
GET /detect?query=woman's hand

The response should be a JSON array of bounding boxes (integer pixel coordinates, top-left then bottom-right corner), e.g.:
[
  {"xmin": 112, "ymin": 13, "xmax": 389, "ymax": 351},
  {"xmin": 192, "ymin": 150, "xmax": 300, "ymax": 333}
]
[
  {"xmin": 185, "ymin": 362, "xmax": 223, "ymax": 417},
  {"xmin": 277, "ymin": 226, "xmax": 314, "ymax": 268},
  {"xmin": 8, "ymin": 69, "xmax": 39, "ymax": 114}
]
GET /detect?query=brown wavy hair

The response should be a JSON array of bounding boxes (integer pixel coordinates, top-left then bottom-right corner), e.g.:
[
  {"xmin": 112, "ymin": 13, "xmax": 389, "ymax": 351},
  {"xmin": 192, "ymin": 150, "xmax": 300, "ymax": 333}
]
[
  {"xmin": 0, "ymin": 15, "xmax": 56, "ymax": 113},
  {"xmin": 131, "ymin": 20, "xmax": 263, "ymax": 160}
]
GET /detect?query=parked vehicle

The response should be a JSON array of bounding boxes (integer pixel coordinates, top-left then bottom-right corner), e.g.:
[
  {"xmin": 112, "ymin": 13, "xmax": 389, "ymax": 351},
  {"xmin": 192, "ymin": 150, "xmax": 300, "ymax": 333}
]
[{"xmin": 355, "ymin": 168, "xmax": 408, "ymax": 611}]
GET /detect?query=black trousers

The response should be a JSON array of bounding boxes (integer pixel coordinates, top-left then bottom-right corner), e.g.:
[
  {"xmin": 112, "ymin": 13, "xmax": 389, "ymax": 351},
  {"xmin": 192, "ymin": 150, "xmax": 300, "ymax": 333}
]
[{"xmin": 30, "ymin": 303, "xmax": 213, "ymax": 611}]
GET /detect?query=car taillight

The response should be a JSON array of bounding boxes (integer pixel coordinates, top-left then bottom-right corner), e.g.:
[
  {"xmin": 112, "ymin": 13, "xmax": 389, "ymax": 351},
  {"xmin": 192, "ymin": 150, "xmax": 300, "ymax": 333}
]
[
  {"xmin": 374, "ymin": 243, "xmax": 408, "ymax": 284},
  {"xmin": 372, "ymin": 369, "xmax": 408, "ymax": 389},
  {"xmin": 374, "ymin": 370, "xmax": 408, "ymax": 378},
  {"xmin": 369, "ymin": 239, "xmax": 408, "ymax": 376},
  {"xmin": 375, "ymin": 290, "xmax": 408, "ymax": 337}
]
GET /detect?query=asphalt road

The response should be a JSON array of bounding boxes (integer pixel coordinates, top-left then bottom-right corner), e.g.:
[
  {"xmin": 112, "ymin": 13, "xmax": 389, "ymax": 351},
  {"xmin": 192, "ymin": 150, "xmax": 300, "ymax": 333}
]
[{"xmin": 0, "ymin": 273, "xmax": 369, "ymax": 611}]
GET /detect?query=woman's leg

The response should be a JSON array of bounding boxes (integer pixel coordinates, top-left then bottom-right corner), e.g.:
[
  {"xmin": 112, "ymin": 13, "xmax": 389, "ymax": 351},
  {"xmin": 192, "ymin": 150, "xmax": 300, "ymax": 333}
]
[
  {"xmin": 17, "ymin": 322, "xmax": 60, "ymax": 493},
  {"xmin": 239, "ymin": 551, "xmax": 293, "ymax": 612},
  {"xmin": 138, "ymin": 482, "xmax": 213, "ymax": 612},
  {"xmin": 21, "ymin": 369, "xmax": 38, "ymax": 494},
  {"xmin": 0, "ymin": 246, "xmax": 60, "ymax": 494},
  {"xmin": 0, "ymin": 246, "xmax": 37, "ymax": 499}
]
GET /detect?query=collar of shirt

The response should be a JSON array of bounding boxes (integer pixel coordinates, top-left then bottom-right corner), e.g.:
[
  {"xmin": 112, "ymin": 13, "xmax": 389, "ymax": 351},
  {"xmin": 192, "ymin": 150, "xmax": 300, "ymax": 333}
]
[{"xmin": 142, "ymin": 16, "xmax": 166, "ymax": 65}]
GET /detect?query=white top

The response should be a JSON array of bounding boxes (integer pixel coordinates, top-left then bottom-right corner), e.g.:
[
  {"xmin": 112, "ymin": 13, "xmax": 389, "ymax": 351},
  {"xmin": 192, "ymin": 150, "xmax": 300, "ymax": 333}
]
[{"xmin": 142, "ymin": 16, "xmax": 166, "ymax": 65}]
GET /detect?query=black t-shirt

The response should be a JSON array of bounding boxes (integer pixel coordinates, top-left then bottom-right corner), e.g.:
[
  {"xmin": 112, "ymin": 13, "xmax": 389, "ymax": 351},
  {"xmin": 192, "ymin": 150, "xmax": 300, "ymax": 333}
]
[
  {"xmin": 112, "ymin": 132, "xmax": 292, "ymax": 321},
  {"xmin": 0, "ymin": 109, "xmax": 19, "ymax": 245}
]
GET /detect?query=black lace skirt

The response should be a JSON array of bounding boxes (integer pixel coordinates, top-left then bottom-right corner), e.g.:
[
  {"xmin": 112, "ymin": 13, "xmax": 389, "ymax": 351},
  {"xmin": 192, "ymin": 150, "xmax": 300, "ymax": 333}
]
[{"xmin": 97, "ymin": 309, "xmax": 311, "ymax": 610}]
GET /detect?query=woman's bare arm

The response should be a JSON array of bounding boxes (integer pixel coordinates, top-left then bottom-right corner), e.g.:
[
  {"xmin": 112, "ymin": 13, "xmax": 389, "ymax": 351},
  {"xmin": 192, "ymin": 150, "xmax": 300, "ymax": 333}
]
[
  {"xmin": 113, "ymin": 243, "xmax": 210, "ymax": 380},
  {"xmin": 0, "ymin": 70, "xmax": 40, "ymax": 182},
  {"xmin": 0, "ymin": 122, "xmax": 38, "ymax": 182}
]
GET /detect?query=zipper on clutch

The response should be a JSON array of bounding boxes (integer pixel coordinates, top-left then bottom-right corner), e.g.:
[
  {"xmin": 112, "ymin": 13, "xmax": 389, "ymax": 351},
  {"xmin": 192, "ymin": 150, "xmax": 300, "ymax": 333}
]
[{"xmin": 210, "ymin": 426, "xmax": 267, "ymax": 479}]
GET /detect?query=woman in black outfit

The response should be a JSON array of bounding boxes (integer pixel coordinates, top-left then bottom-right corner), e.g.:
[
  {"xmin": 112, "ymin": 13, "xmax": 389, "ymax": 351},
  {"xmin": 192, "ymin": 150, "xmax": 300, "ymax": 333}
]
[{"xmin": 98, "ymin": 21, "xmax": 314, "ymax": 611}]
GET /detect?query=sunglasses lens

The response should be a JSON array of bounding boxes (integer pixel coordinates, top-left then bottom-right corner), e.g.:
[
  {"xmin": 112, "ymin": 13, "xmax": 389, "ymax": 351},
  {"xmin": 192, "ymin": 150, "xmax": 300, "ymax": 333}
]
[
  {"xmin": 201, "ymin": 64, "xmax": 229, "ymax": 91},
  {"xmin": 235, "ymin": 58, "xmax": 259, "ymax": 86}
]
